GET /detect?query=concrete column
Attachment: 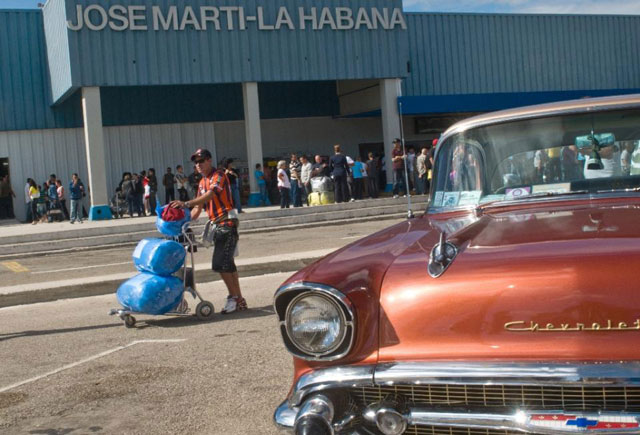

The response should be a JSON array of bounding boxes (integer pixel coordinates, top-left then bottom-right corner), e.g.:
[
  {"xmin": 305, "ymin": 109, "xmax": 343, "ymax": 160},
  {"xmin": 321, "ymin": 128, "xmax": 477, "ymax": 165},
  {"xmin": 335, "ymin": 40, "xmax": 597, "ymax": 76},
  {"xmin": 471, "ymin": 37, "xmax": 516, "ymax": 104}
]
[
  {"xmin": 243, "ymin": 82, "xmax": 265, "ymax": 207},
  {"xmin": 81, "ymin": 87, "xmax": 112, "ymax": 220},
  {"xmin": 380, "ymin": 78, "xmax": 402, "ymax": 189}
]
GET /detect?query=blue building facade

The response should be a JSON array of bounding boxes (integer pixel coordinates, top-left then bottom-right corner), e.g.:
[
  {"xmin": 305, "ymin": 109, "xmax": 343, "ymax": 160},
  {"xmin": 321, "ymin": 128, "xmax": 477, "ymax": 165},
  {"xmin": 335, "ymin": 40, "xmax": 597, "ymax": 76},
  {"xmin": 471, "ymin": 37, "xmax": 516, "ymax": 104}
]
[{"xmin": 1, "ymin": 1, "xmax": 639, "ymax": 219}]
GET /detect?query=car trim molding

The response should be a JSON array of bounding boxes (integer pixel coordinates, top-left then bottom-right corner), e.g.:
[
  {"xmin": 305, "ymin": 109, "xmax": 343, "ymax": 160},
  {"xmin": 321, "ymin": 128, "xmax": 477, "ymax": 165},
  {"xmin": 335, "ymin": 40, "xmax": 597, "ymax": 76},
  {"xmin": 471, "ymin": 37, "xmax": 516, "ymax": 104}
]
[
  {"xmin": 374, "ymin": 362, "xmax": 640, "ymax": 386},
  {"xmin": 408, "ymin": 409, "xmax": 640, "ymax": 434},
  {"xmin": 288, "ymin": 362, "xmax": 640, "ymax": 406}
]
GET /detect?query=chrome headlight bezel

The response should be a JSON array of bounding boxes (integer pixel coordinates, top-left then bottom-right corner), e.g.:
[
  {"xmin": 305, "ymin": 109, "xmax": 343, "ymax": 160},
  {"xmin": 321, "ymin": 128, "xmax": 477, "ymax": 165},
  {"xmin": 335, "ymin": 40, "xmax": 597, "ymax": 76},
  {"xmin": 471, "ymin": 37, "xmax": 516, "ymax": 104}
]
[{"xmin": 274, "ymin": 282, "xmax": 356, "ymax": 361}]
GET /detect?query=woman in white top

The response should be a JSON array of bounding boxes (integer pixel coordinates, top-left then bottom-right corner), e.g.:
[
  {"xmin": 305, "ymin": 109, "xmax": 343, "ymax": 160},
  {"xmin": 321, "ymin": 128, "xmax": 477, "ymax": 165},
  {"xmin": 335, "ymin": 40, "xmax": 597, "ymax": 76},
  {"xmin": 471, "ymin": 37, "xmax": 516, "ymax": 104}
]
[
  {"xmin": 300, "ymin": 155, "xmax": 313, "ymax": 206},
  {"xmin": 277, "ymin": 160, "xmax": 291, "ymax": 209}
]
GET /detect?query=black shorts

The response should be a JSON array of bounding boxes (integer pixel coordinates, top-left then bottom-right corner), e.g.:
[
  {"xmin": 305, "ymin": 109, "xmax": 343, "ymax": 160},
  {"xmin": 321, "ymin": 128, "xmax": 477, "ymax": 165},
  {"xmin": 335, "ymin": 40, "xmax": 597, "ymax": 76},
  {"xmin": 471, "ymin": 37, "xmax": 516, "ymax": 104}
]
[{"xmin": 211, "ymin": 225, "xmax": 238, "ymax": 273}]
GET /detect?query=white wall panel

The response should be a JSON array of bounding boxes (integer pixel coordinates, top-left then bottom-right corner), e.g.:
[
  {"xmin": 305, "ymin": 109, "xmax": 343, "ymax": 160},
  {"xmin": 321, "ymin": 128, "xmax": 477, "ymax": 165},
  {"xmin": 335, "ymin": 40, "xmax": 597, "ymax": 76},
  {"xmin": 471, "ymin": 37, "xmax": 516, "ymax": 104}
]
[
  {"xmin": 215, "ymin": 116, "xmax": 385, "ymax": 162},
  {"xmin": 102, "ymin": 122, "xmax": 216, "ymax": 205},
  {"xmin": 0, "ymin": 122, "xmax": 216, "ymax": 221},
  {"xmin": 0, "ymin": 128, "xmax": 88, "ymax": 221}
]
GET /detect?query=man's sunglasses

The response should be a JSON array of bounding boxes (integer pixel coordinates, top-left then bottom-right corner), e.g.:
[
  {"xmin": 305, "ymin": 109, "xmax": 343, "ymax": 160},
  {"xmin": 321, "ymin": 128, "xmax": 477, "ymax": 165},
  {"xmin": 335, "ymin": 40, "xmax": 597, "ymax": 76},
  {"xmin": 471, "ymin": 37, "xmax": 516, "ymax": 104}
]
[{"xmin": 194, "ymin": 159, "xmax": 206, "ymax": 164}]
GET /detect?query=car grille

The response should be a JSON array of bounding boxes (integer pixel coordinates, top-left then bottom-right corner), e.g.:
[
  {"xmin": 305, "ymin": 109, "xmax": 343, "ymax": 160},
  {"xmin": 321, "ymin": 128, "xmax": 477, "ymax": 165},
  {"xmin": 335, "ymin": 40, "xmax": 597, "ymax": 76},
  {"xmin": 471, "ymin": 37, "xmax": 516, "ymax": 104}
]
[{"xmin": 352, "ymin": 384, "xmax": 640, "ymax": 411}]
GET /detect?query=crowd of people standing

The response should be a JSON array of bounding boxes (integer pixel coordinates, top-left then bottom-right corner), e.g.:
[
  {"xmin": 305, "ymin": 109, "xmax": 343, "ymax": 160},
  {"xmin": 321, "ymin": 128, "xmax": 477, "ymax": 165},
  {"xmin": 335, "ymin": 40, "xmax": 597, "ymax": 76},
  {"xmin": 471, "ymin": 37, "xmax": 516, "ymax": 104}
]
[
  {"xmin": 1, "ymin": 138, "xmax": 438, "ymax": 223},
  {"xmin": 271, "ymin": 139, "xmax": 436, "ymax": 209},
  {"xmin": 20, "ymin": 173, "xmax": 86, "ymax": 225},
  {"xmin": 113, "ymin": 160, "xmax": 245, "ymax": 218},
  {"xmin": 115, "ymin": 166, "xmax": 199, "ymax": 218}
]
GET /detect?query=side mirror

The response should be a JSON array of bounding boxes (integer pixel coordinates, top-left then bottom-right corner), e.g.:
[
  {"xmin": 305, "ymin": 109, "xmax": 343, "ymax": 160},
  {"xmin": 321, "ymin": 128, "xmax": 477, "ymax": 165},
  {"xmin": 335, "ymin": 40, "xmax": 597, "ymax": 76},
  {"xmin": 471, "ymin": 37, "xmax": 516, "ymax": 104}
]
[{"xmin": 428, "ymin": 231, "xmax": 458, "ymax": 278}]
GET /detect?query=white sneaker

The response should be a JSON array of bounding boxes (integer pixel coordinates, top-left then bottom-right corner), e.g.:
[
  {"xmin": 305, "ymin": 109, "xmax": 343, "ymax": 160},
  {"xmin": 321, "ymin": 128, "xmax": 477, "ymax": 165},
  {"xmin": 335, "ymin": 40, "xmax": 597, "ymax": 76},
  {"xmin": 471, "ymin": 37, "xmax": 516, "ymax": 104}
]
[
  {"xmin": 393, "ymin": 195, "xmax": 399, "ymax": 199},
  {"xmin": 221, "ymin": 296, "xmax": 247, "ymax": 314},
  {"xmin": 350, "ymin": 198, "xmax": 355, "ymax": 202}
]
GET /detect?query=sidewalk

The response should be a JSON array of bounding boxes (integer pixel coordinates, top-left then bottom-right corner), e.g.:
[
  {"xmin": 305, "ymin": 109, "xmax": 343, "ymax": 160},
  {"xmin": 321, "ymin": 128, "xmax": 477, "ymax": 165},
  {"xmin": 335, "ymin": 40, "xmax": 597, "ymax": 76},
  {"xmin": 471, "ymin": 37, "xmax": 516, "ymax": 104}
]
[
  {"xmin": 0, "ymin": 195, "xmax": 428, "ymax": 258},
  {"xmin": 0, "ymin": 196, "xmax": 426, "ymax": 307},
  {"xmin": 0, "ymin": 203, "xmax": 283, "ymax": 239},
  {"xmin": 0, "ymin": 248, "xmax": 334, "ymax": 308}
]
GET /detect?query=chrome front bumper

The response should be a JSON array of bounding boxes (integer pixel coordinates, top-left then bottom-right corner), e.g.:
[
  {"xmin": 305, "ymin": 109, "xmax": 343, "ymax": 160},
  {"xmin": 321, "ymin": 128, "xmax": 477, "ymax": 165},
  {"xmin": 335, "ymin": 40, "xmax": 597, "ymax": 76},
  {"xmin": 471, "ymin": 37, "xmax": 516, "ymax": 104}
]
[{"xmin": 274, "ymin": 362, "xmax": 640, "ymax": 434}]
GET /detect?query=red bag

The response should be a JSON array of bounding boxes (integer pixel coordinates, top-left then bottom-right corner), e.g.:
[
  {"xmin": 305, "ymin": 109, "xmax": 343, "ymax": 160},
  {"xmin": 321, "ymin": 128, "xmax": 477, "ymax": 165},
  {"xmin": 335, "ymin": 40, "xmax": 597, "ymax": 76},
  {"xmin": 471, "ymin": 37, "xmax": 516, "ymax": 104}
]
[{"xmin": 161, "ymin": 206, "xmax": 185, "ymax": 222}]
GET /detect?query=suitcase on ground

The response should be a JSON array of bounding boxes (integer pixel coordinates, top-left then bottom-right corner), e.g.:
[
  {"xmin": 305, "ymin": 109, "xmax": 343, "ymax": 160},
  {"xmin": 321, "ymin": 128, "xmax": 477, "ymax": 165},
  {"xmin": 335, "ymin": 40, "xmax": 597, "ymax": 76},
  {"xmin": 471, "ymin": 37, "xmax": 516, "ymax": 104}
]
[
  {"xmin": 48, "ymin": 209, "xmax": 64, "ymax": 222},
  {"xmin": 320, "ymin": 192, "xmax": 334, "ymax": 205},
  {"xmin": 311, "ymin": 176, "xmax": 333, "ymax": 193},
  {"xmin": 116, "ymin": 272, "xmax": 183, "ymax": 315},
  {"xmin": 308, "ymin": 192, "xmax": 322, "ymax": 206}
]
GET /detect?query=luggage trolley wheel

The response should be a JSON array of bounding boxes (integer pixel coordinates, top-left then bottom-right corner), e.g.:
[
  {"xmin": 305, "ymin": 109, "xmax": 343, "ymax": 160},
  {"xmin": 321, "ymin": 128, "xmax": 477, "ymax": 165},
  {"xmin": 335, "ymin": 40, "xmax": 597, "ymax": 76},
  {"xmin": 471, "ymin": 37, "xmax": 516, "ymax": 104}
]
[
  {"xmin": 196, "ymin": 301, "xmax": 214, "ymax": 321},
  {"xmin": 123, "ymin": 314, "xmax": 136, "ymax": 328}
]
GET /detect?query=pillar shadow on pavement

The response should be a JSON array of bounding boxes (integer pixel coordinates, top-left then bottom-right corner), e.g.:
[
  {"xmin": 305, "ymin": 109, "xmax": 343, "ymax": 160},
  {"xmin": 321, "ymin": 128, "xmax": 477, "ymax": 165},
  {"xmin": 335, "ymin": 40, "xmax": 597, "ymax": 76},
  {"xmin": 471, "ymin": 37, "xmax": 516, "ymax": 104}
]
[{"xmin": 141, "ymin": 305, "xmax": 275, "ymax": 329}]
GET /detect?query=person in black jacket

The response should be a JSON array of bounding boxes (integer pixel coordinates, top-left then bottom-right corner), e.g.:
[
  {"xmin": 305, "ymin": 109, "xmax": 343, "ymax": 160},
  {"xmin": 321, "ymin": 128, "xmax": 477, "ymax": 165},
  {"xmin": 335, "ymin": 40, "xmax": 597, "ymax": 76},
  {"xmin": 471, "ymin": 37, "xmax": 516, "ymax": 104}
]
[
  {"xmin": 122, "ymin": 174, "xmax": 137, "ymax": 218},
  {"xmin": 329, "ymin": 144, "xmax": 350, "ymax": 203},
  {"xmin": 148, "ymin": 168, "xmax": 158, "ymax": 215},
  {"xmin": 163, "ymin": 167, "xmax": 175, "ymax": 204},
  {"xmin": 133, "ymin": 173, "xmax": 145, "ymax": 217}
]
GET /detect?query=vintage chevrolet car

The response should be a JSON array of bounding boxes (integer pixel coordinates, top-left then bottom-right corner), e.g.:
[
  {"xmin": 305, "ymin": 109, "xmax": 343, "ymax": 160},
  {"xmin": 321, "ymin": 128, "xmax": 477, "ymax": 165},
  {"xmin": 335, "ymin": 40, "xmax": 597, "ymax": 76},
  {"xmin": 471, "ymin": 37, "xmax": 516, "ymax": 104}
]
[{"xmin": 273, "ymin": 94, "xmax": 640, "ymax": 435}]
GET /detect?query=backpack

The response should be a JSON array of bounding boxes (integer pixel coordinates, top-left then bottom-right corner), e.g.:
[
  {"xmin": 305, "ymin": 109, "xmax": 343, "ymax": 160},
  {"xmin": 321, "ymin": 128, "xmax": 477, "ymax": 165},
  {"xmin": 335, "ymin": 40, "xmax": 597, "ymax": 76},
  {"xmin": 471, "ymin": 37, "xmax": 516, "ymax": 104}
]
[{"xmin": 123, "ymin": 180, "xmax": 135, "ymax": 199}]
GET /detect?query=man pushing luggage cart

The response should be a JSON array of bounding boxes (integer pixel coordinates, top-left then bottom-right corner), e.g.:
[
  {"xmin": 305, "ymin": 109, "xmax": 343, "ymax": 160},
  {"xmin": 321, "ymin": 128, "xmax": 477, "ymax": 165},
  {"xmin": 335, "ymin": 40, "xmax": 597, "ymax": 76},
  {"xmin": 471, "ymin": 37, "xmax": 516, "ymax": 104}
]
[
  {"xmin": 170, "ymin": 148, "xmax": 247, "ymax": 315},
  {"xmin": 110, "ymin": 206, "xmax": 214, "ymax": 328}
]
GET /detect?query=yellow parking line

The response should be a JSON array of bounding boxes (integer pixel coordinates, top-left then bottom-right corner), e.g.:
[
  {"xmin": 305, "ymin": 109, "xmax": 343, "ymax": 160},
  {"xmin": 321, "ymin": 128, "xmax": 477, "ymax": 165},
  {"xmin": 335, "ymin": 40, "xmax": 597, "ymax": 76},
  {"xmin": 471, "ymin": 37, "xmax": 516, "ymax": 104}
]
[{"xmin": 1, "ymin": 261, "xmax": 29, "ymax": 273}]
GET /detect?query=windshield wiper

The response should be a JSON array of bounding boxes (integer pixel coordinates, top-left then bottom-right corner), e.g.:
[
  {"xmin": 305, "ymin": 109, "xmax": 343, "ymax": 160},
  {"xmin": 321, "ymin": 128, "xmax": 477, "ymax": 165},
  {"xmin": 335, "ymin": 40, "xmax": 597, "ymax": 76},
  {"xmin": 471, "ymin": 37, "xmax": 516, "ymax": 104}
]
[
  {"xmin": 476, "ymin": 190, "xmax": 590, "ymax": 211},
  {"xmin": 527, "ymin": 190, "xmax": 590, "ymax": 198}
]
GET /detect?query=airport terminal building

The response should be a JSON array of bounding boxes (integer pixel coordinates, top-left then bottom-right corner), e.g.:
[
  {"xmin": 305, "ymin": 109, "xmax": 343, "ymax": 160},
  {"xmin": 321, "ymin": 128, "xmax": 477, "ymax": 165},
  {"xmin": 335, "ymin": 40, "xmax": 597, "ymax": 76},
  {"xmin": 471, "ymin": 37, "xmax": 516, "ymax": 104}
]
[{"xmin": 1, "ymin": 0, "xmax": 640, "ymax": 219}]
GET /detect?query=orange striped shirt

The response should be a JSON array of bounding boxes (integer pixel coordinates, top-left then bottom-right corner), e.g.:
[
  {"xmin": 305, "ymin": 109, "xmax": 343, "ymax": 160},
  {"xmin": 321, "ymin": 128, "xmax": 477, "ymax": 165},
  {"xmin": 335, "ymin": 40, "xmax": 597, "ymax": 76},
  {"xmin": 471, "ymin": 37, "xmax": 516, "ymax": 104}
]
[{"xmin": 198, "ymin": 169, "xmax": 235, "ymax": 225}]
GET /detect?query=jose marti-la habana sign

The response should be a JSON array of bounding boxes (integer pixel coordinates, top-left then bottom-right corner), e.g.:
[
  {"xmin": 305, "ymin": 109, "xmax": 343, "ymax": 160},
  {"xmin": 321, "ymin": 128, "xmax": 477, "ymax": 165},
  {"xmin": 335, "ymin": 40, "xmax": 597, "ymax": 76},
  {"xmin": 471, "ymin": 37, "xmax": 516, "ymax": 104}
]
[{"xmin": 67, "ymin": 4, "xmax": 408, "ymax": 32}]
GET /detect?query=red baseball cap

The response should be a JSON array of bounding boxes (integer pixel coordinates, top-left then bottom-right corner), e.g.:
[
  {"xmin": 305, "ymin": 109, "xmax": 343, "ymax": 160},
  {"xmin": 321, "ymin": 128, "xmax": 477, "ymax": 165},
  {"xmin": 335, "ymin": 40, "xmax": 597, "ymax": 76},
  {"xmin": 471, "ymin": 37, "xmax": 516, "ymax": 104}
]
[{"xmin": 190, "ymin": 148, "xmax": 212, "ymax": 162}]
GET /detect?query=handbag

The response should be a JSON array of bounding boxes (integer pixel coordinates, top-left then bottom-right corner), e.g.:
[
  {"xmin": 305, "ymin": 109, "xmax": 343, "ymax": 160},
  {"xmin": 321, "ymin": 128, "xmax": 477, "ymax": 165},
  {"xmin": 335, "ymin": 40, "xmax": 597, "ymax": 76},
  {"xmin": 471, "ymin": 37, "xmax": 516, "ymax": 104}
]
[{"xmin": 201, "ymin": 220, "xmax": 215, "ymax": 248}]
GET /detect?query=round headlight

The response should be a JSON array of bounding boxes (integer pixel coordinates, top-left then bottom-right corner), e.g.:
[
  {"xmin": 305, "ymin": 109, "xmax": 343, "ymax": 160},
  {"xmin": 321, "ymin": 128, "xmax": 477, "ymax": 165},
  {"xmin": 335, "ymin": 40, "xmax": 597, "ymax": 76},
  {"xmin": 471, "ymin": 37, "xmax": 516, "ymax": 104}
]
[{"xmin": 285, "ymin": 294, "xmax": 347, "ymax": 356}]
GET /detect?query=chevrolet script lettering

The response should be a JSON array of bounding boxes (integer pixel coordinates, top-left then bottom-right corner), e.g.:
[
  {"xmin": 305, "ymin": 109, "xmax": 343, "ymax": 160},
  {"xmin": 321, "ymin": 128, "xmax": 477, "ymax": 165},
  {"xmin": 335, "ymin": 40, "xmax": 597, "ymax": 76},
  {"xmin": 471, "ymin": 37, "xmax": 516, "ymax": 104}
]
[{"xmin": 505, "ymin": 319, "xmax": 640, "ymax": 332}]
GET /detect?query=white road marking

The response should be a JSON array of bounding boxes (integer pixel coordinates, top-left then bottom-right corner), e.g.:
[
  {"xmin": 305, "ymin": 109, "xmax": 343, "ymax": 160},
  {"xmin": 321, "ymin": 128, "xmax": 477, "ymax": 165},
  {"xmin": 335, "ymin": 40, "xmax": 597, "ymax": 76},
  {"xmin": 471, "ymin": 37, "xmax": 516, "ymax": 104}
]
[
  {"xmin": 0, "ymin": 339, "xmax": 186, "ymax": 393},
  {"xmin": 341, "ymin": 235, "xmax": 362, "ymax": 240},
  {"xmin": 31, "ymin": 261, "xmax": 131, "ymax": 274}
]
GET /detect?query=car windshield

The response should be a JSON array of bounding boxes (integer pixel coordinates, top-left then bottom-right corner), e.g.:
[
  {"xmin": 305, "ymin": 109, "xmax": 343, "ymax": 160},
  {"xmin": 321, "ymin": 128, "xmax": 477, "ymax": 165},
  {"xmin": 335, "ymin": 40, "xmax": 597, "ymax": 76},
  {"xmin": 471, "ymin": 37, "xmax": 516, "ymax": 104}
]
[{"xmin": 429, "ymin": 108, "xmax": 640, "ymax": 211}]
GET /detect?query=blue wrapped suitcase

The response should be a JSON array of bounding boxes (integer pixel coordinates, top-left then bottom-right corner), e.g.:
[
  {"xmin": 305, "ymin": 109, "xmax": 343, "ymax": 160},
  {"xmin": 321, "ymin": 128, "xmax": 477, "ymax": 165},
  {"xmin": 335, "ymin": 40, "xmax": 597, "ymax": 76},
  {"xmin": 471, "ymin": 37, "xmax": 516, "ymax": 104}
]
[
  {"xmin": 116, "ymin": 273, "xmax": 184, "ymax": 315},
  {"xmin": 132, "ymin": 238, "xmax": 186, "ymax": 276}
]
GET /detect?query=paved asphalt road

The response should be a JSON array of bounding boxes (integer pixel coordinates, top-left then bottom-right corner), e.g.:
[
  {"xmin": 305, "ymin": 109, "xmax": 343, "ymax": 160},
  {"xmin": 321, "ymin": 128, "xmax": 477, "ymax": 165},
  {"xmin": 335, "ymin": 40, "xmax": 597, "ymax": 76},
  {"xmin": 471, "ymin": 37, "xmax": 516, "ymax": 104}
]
[
  {"xmin": 0, "ymin": 219, "xmax": 405, "ymax": 288},
  {"xmin": 0, "ymin": 272, "xmax": 298, "ymax": 435}
]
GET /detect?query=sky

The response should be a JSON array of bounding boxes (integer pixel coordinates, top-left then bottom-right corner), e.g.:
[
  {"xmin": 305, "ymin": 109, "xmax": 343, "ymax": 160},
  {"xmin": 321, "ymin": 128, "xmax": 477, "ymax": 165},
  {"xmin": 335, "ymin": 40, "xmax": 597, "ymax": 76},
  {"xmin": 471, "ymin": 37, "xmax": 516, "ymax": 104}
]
[{"xmin": 1, "ymin": 0, "xmax": 640, "ymax": 15}]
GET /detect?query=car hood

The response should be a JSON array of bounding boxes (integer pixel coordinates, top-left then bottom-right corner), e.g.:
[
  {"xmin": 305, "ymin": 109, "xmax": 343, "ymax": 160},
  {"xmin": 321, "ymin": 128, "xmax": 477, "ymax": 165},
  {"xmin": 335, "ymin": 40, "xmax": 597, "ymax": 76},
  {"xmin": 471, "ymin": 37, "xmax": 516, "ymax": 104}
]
[
  {"xmin": 282, "ymin": 219, "xmax": 425, "ymax": 369},
  {"xmin": 379, "ymin": 199, "xmax": 640, "ymax": 363}
]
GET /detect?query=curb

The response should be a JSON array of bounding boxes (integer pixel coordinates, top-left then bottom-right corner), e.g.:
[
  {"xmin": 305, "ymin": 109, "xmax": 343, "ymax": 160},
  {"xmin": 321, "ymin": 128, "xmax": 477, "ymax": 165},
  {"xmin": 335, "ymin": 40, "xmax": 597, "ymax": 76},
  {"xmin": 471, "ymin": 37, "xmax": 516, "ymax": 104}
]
[
  {"xmin": 0, "ymin": 212, "xmax": 412, "ymax": 261},
  {"xmin": 0, "ymin": 257, "xmax": 320, "ymax": 309}
]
